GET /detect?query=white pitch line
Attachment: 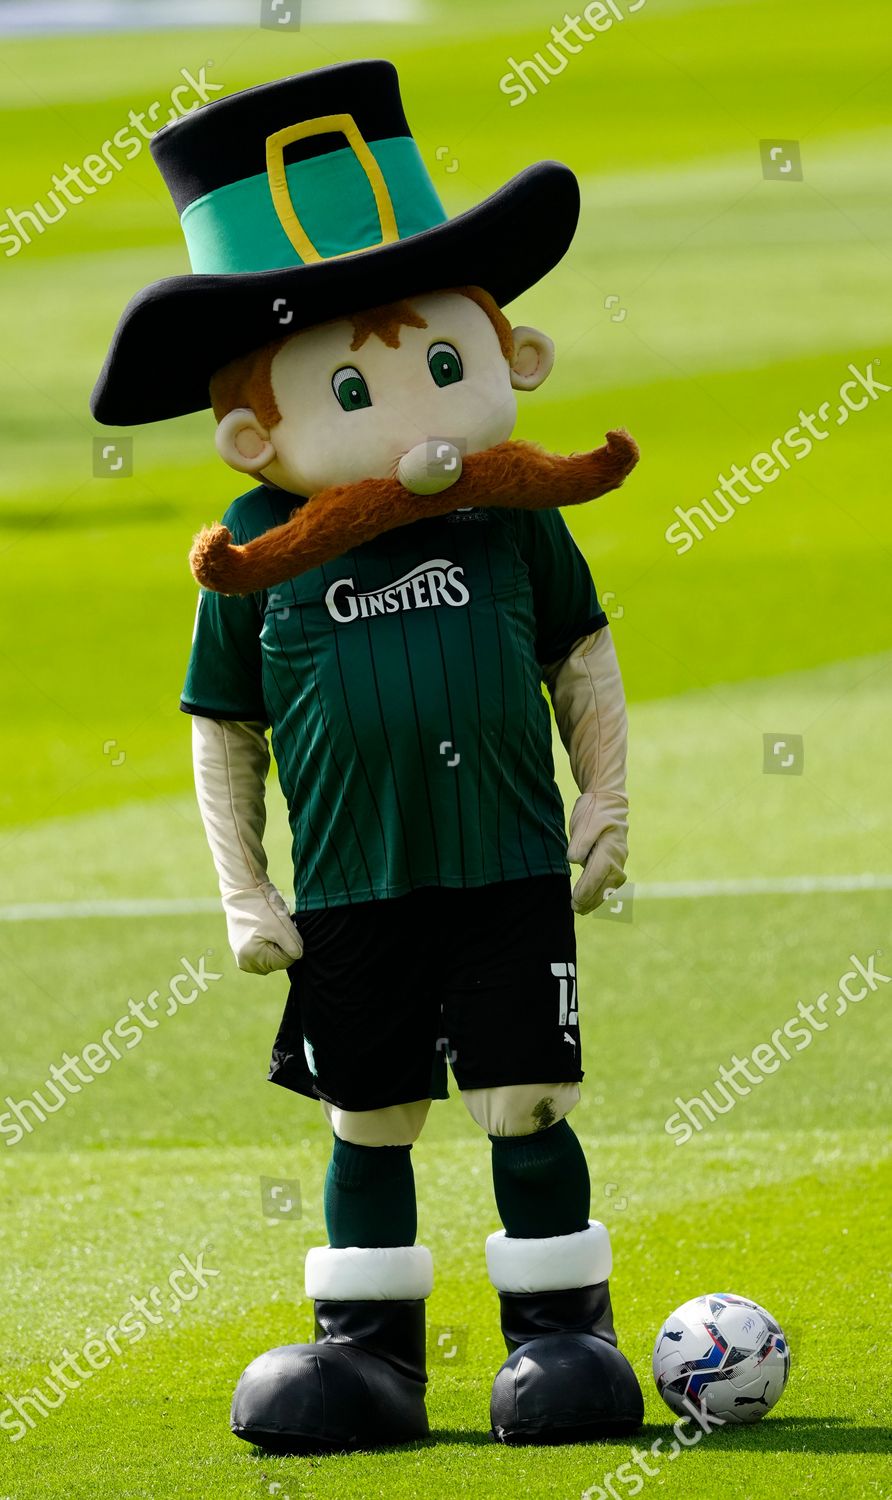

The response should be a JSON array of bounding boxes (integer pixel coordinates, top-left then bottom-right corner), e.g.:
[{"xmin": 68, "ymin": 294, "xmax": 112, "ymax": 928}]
[
  {"xmin": 635, "ymin": 873, "xmax": 892, "ymax": 899},
  {"xmin": 0, "ymin": 898, "xmax": 221, "ymax": 922},
  {"xmin": 0, "ymin": 0, "xmax": 424, "ymax": 35},
  {"xmin": 0, "ymin": 873, "xmax": 891, "ymax": 921}
]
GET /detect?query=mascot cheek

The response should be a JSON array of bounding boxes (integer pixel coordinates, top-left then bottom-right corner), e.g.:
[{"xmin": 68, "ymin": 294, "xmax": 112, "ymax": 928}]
[
  {"xmin": 472, "ymin": 379, "xmax": 518, "ymax": 450},
  {"xmin": 267, "ymin": 410, "xmax": 409, "ymax": 494},
  {"xmin": 261, "ymin": 415, "xmax": 331, "ymax": 497},
  {"xmin": 454, "ymin": 349, "xmax": 519, "ymax": 452}
]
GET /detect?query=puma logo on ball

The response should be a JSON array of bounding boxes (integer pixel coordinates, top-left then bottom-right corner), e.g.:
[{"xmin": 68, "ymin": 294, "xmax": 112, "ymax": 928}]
[{"xmin": 324, "ymin": 560, "xmax": 470, "ymax": 623}]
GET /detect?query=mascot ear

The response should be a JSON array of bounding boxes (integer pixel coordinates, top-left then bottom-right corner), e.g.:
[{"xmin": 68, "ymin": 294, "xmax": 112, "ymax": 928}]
[
  {"xmin": 509, "ymin": 327, "xmax": 555, "ymax": 391},
  {"xmin": 215, "ymin": 408, "xmax": 276, "ymax": 474}
]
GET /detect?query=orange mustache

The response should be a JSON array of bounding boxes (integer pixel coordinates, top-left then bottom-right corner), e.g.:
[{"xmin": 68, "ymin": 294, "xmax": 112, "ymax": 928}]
[{"xmin": 190, "ymin": 430, "xmax": 638, "ymax": 596}]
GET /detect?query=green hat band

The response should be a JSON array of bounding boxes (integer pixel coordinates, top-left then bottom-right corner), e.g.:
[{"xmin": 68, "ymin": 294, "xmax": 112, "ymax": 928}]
[{"xmin": 181, "ymin": 134, "xmax": 447, "ymax": 275}]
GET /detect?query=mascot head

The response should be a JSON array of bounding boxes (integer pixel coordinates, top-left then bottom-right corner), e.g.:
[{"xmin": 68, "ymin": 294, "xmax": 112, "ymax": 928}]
[{"xmin": 92, "ymin": 60, "xmax": 637, "ymax": 593}]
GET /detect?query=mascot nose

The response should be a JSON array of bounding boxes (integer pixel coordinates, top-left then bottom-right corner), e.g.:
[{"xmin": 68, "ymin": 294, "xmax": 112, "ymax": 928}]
[{"xmin": 397, "ymin": 440, "xmax": 463, "ymax": 496}]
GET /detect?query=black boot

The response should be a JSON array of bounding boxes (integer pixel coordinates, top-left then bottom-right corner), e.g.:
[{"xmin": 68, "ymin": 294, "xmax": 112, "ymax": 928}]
[
  {"xmin": 231, "ymin": 1245, "xmax": 432, "ymax": 1454},
  {"xmin": 487, "ymin": 1224, "xmax": 643, "ymax": 1445}
]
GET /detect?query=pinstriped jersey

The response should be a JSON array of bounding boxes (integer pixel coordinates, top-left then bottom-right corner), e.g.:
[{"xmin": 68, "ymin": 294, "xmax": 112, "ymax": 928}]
[{"xmin": 181, "ymin": 485, "xmax": 606, "ymax": 910}]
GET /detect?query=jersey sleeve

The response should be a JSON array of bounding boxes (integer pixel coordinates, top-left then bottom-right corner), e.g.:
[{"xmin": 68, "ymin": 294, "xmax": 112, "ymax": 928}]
[
  {"xmin": 180, "ymin": 500, "xmax": 268, "ymax": 723},
  {"xmin": 514, "ymin": 508, "xmax": 608, "ymax": 666}
]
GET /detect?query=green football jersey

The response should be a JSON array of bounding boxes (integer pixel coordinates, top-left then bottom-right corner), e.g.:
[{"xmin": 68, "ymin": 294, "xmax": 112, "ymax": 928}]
[{"xmin": 182, "ymin": 486, "xmax": 606, "ymax": 910}]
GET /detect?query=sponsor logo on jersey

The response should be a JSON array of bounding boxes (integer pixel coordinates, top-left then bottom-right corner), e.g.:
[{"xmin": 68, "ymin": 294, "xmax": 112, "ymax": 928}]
[
  {"xmin": 445, "ymin": 506, "xmax": 489, "ymax": 524},
  {"xmin": 324, "ymin": 559, "xmax": 471, "ymax": 624}
]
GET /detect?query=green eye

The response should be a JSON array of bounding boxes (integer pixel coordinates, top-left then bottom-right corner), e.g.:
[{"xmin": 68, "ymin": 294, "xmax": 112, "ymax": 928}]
[
  {"xmin": 332, "ymin": 365, "xmax": 372, "ymax": 411},
  {"xmin": 428, "ymin": 341, "xmax": 463, "ymax": 388}
]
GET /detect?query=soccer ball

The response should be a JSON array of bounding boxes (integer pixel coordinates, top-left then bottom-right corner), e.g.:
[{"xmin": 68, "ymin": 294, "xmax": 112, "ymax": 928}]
[{"xmin": 652, "ymin": 1292, "xmax": 790, "ymax": 1424}]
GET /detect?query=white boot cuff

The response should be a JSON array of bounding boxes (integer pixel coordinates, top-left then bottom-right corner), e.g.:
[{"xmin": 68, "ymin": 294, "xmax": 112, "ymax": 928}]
[
  {"xmin": 305, "ymin": 1244, "xmax": 434, "ymax": 1301},
  {"xmin": 486, "ymin": 1220, "xmax": 612, "ymax": 1294}
]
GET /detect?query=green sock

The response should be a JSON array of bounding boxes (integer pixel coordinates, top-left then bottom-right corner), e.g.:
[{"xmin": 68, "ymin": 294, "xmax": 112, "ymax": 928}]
[
  {"xmin": 490, "ymin": 1119, "xmax": 591, "ymax": 1239},
  {"xmin": 323, "ymin": 1136, "xmax": 417, "ymax": 1249}
]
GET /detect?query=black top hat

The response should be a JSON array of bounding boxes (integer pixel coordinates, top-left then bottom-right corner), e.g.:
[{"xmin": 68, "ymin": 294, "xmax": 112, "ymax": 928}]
[{"xmin": 91, "ymin": 59, "xmax": 579, "ymax": 426}]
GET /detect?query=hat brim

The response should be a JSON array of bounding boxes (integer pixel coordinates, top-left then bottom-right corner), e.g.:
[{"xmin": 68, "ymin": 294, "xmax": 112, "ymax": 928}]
[{"xmin": 91, "ymin": 161, "xmax": 579, "ymax": 426}]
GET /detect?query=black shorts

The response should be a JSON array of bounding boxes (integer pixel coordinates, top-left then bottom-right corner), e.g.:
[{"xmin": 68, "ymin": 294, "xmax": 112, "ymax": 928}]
[{"xmin": 268, "ymin": 874, "xmax": 583, "ymax": 1112}]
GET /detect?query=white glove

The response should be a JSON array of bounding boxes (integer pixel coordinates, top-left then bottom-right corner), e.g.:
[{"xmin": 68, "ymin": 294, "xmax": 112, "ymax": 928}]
[
  {"xmin": 567, "ymin": 791, "xmax": 627, "ymax": 915},
  {"xmin": 191, "ymin": 717, "xmax": 304, "ymax": 974},
  {"xmin": 543, "ymin": 628, "xmax": 629, "ymax": 915},
  {"xmin": 221, "ymin": 884, "xmax": 305, "ymax": 975}
]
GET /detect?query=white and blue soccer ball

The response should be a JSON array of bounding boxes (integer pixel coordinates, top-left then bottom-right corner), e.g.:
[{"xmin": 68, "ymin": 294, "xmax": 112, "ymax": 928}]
[{"xmin": 652, "ymin": 1292, "xmax": 790, "ymax": 1424}]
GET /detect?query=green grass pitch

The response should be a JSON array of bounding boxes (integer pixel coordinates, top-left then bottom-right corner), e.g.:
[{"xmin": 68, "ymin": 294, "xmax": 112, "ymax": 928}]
[{"xmin": 0, "ymin": 2, "xmax": 891, "ymax": 1496}]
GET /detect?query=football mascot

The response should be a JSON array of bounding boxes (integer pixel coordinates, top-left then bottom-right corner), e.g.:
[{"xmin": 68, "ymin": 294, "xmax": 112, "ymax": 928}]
[{"xmin": 92, "ymin": 60, "xmax": 643, "ymax": 1452}]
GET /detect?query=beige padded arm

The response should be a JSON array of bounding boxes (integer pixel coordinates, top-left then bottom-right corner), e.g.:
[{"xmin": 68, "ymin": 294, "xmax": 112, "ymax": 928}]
[
  {"xmin": 542, "ymin": 629, "xmax": 629, "ymax": 914},
  {"xmin": 192, "ymin": 716, "xmax": 303, "ymax": 973}
]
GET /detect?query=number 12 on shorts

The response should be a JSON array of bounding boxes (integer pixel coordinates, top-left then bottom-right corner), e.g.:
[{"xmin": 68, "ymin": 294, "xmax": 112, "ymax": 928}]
[{"xmin": 551, "ymin": 961, "xmax": 578, "ymax": 1027}]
